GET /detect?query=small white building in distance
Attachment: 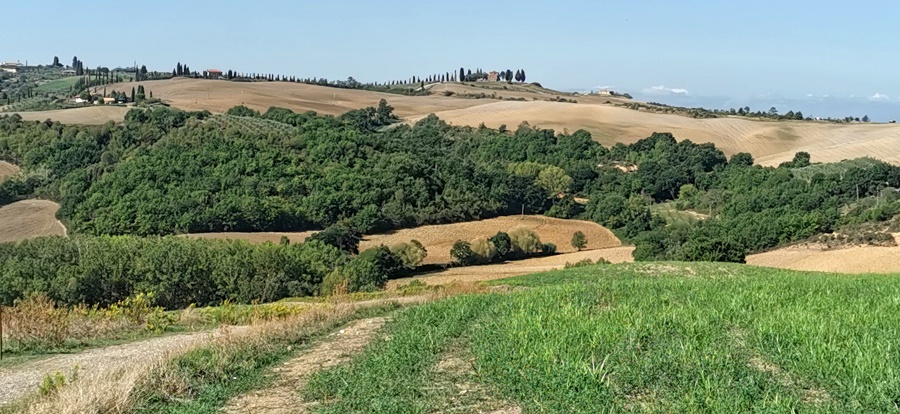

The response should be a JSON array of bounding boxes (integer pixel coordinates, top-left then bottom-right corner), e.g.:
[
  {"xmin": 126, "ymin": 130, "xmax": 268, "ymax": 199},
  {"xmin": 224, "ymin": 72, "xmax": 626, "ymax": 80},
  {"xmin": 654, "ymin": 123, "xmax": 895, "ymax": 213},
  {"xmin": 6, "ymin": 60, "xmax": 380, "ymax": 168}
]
[{"xmin": 597, "ymin": 89, "xmax": 614, "ymax": 96}]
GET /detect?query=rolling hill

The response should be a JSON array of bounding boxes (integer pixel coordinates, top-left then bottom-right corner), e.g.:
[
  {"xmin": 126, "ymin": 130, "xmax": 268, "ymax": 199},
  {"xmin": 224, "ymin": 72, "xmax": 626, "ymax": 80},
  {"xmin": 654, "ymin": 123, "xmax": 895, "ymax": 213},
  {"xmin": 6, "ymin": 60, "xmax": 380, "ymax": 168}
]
[
  {"xmin": 185, "ymin": 215, "xmax": 622, "ymax": 266},
  {"xmin": 61, "ymin": 78, "xmax": 900, "ymax": 166}
]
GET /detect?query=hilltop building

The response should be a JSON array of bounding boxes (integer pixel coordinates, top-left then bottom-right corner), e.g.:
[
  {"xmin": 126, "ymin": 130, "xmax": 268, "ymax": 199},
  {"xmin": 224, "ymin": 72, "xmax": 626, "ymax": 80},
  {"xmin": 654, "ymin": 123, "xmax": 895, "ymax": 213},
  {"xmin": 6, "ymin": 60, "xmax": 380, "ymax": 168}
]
[
  {"xmin": 205, "ymin": 69, "xmax": 223, "ymax": 79},
  {"xmin": 487, "ymin": 71, "xmax": 500, "ymax": 82},
  {"xmin": 1, "ymin": 62, "xmax": 21, "ymax": 73}
]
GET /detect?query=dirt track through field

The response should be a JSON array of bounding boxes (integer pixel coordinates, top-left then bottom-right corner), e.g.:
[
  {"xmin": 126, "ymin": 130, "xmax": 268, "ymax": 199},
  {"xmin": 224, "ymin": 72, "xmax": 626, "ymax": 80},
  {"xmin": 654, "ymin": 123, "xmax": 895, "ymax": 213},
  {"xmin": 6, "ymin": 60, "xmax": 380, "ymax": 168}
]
[
  {"xmin": 0, "ymin": 327, "xmax": 249, "ymax": 407},
  {"xmin": 0, "ymin": 200, "xmax": 67, "ymax": 243},
  {"xmin": 222, "ymin": 317, "xmax": 388, "ymax": 414}
]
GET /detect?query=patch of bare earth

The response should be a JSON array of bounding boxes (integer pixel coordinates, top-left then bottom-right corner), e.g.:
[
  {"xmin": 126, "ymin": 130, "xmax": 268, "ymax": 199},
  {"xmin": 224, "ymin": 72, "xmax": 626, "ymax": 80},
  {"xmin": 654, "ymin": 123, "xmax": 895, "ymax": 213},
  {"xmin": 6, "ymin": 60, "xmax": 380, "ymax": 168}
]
[
  {"xmin": 425, "ymin": 345, "xmax": 521, "ymax": 414},
  {"xmin": 0, "ymin": 327, "xmax": 249, "ymax": 407},
  {"xmin": 746, "ymin": 239, "xmax": 900, "ymax": 274},
  {"xmin": 0, "ymin": 161, "xmax": 19, "ymax": 182},
  {"xmin": 0, "ymin": 199, "xmax": 67, "ymax": 243},
  {"xmin": 730, "ymin": 329, "xmax": 831, "ymax": 405},
  {"xmin": 221, "ymin": 317, "xmax": 389, "ymax": 414},
  {"xmin": 14, "ymin": 106, "xmax": 131, "ymax": 125},
  {"xmin": 388, "ymin": 247, "xmax": 635, "ymax": 288}
]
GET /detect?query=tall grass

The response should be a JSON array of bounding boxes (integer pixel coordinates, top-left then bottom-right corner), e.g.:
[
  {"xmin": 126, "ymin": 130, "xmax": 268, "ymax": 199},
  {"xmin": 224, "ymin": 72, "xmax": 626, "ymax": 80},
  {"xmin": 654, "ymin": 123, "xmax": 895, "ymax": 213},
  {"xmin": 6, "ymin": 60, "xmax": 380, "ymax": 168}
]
[{"xmin": 304, "ymin": 263, "xmax": 900, "ymax": 413}]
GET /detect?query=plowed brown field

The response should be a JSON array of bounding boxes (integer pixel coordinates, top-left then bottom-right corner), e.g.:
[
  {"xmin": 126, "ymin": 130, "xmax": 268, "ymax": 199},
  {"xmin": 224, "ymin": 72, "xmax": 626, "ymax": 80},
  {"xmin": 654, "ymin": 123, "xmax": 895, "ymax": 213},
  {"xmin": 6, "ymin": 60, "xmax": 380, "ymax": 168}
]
[
  {"xmin": 747, "ymin": 237, "xmax": 900, "ymax": 274},
  {"xmin": 0, "ymin": 200, "xmax": 67, "ymax": 243}
]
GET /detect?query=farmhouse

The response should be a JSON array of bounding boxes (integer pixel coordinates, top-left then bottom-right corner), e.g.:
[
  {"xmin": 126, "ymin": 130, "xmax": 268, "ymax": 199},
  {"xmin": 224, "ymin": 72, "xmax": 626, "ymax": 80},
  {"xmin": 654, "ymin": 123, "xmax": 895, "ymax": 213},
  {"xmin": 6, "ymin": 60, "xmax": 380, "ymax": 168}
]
[
  {"xmin": 1, "ymin": 62, "xmax": 21, "ymax": 73},
  {"xmin": 103, "ymin": 97, "xmax": 117, "ymax": 104},
  {"xmin": 487, "ymin": 71, "xmax": 500, "ymax": 82},
  {"xmin": 597, "ymin": 89, "xmax": 614, "ymax": 96},
  {"xmin": 205, "ymin": 69, "xmax": 223, "ymax": 79}
]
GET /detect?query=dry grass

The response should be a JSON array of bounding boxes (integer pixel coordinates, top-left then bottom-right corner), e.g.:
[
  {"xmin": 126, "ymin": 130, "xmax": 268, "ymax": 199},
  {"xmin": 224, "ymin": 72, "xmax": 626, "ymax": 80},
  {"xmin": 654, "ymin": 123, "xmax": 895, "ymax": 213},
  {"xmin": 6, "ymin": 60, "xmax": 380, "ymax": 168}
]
[
  {"xmin": 0, "ymin": 200, "xmax": 66, "ymax": 244},
  {"xmin": 0, "ymin": 161, "xmax": 19, "ymax": 182}
]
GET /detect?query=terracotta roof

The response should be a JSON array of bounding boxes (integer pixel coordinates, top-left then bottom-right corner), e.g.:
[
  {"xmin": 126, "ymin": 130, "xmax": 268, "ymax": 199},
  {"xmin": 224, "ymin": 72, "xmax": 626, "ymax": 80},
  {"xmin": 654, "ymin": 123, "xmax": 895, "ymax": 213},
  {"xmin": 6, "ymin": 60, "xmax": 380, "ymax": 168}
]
[{"xmin": 207, "ymin": 69, "xmax": 223, "ymax": 73}]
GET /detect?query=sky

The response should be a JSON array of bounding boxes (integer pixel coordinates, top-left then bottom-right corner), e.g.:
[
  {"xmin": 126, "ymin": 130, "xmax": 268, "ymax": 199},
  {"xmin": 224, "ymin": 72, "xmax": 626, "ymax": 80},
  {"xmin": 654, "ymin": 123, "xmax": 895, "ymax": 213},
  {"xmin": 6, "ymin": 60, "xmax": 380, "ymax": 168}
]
[{"xmin": 4, "ymin": 0, "xmax": 900, "ymax": 120}]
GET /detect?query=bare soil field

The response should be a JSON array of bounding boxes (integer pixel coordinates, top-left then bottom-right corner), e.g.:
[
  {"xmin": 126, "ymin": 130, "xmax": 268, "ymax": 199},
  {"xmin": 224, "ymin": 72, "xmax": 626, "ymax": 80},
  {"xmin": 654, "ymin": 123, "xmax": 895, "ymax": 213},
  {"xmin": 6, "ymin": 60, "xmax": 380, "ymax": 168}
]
[
  {"xmin": 747, "ymin": 238, "xmax": 900, "ymax": 274},
  {"xmin": 186, "ymin": 215, "xmax": 622, "ymax": 266},
  {"xmin": 388, "ymin": 246, "xmax": 635, "ymax": 288},
  {"xmin": 12, "ymin": 106, "xmax": 131, "ymax": 125},
  {"xmin": 0, "ymin": 161, "xmax": 19, "ymax": 181},
  {"xmin": 0, "ymin": 200, "xmax": 67, "ymax": 243}
]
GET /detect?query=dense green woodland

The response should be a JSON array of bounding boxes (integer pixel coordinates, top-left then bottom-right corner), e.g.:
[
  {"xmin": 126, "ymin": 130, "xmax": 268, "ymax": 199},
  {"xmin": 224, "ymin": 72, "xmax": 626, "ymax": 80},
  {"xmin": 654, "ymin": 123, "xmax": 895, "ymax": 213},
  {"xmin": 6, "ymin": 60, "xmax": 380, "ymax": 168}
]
[{"xmin": 1, "ymin": 102, "xmax": 899, "ymax": 306}]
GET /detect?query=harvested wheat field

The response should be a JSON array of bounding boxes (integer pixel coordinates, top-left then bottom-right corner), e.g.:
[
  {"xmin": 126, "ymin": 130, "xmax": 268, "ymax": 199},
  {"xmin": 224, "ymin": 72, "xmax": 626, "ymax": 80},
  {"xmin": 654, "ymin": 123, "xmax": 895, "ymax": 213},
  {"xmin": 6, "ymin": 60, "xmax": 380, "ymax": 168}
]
[
  {"xmin": 105, "ymin": 78, "xmax": 485, "ymax": 118},
  {"xmin": 185, "ymin": 215, "xmax": 621, "ymax": 266},
  {"xmin": 0, "ymin": 161, "xmax": 19, "ymax": 182},
  {"xmin": 409, "ymin": 100, "xmax": 900, "ymax": 166},
  {"xmin": 13, "ymin": 106, "xmax": 131, "ymax": 125},
  {"xmin": 747, "ymin": 238, "xmax": 900, "ymax": 274},
  {"xmin": 363, "ymin": 215, "xmax": 621, "ymax": 265},
  {"xmin": 0, "ymin": 200, "xmax": 67, "ymax": 243},
  {"xmin": 388, "ymin": 246, "xmax": 635, "ymax": 288}
]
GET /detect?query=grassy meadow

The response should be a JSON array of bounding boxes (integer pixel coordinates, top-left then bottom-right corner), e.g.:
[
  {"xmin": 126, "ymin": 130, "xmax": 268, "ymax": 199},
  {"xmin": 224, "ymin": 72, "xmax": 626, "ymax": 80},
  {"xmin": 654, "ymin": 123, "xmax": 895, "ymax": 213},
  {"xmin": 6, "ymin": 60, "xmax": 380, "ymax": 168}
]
[{"xmin": 303, "ymin": 263, "xmax": 900, "ymax": 413}]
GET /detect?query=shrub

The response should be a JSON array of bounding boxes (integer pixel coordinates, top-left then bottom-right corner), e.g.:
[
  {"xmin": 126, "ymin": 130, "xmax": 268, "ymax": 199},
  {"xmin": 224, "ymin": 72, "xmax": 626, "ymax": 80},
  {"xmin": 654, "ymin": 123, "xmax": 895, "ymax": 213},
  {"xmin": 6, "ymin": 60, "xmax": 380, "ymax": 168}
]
[
  {"xmin": 4, "ymin": 293, "xmax": 68, "ymax": 350},
  {"xmin": 470, "ymin": 239, "xmax": 498, "ymax": 264},
  {"xmin": 309, "ymin": 223, "xmax": 362, "ymax": 254},
  {"xmin": 508, "ymin": 227, "xmax": 543, "ymax": 257},
  {"xmin": 450, "ymin": 240, "xmax": 477, "ymax": 266},
  {"xmin": 390, "ymin": 240, "xmax": 428, "ymax": 270},
  {"xmin": 542, "ymin": 243, "xmax": 557, "ymax": 255},
  {"xmin": 571, "ymin": 231, "xmax": 587, "ymax": 251},
  {"xmin": 489, "ymin": 232, "xmax": 513, "ymax": 260},
  {"xmin": 564, "ymin": 258, "xmax": 594, "ymax": 269},
  {"xmin": 340, "ymin": 245, "xmax": 402, "ymax": 292}
]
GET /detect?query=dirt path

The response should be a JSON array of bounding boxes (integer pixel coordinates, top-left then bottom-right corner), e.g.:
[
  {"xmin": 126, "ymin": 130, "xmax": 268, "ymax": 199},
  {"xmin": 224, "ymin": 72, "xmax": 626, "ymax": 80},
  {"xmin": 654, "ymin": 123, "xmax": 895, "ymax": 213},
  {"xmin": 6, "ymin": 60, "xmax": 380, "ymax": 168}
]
[
  {"xmin": 222, "ymin": 317, "xmax": 388, "ymax": 414},
  {"xmin": 0, "ymin": 327, "xmax": 247, "ymax": 407}
]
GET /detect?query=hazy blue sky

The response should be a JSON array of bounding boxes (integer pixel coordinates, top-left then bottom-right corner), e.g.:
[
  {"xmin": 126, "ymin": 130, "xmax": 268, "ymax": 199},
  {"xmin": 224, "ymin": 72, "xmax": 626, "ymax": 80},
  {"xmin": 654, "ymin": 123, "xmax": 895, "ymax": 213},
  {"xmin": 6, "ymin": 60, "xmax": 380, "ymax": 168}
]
[{"xmin": 4, "ymin": 1, "xmax": 899, "ymax": 120}]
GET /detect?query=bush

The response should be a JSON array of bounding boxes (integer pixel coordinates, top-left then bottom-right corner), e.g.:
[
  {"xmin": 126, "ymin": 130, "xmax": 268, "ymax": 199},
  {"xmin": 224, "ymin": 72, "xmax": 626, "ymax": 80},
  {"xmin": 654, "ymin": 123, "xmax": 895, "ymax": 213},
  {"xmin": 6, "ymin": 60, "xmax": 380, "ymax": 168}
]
[
  {"xmin": 0, "ymin": 236, "xmax": 347, "ymax": 309},
  {"xmin": 342, "ymin": 246, "xmax": 402, "ymax": 292},
  {"xmin": 489, "ymin": 232, "xmax": 512, "ymax": 260},
  {"xmin": 508, "ymin": 227, "xmax": 543, "ymax": 257},
  {"xmin": 542, "ymin": 243, "xmax": 557, "ymax": 255},
  {"xmin": 571, "ymin": 231, "xmax": 587, "ymax": 251},
  {"xmin": 309, "ymin": 223, "xmax": 362, "ymax": 254},
  {"xmin": 470, "ymin": 239, "xmax": 498, "ymax": 264},
  {"xmin": 564, "ymin": 258, "xmax": 594, "ymax": 269},
  {"xmin": 450, "ymin": 240, "xmax": 477, "ymax": 266},
  {"xmin": 390, "ymin": 240, "xmax": 428, "ymax": 270}
]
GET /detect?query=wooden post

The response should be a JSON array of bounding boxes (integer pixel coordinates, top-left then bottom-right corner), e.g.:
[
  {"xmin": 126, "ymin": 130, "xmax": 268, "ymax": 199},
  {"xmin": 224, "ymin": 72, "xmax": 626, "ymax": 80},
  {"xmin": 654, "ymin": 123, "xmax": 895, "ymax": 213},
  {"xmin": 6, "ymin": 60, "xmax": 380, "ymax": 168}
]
[{"xmin": 1, "ymin": 305, "xmax": 4, "ymax": 361}]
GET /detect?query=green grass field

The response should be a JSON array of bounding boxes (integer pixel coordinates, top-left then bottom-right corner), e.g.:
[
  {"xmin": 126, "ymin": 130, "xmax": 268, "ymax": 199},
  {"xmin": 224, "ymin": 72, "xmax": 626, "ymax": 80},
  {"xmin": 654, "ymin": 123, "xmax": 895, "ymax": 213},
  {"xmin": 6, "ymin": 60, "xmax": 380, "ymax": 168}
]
[
  {"xmin": 34, "ymin": 76, "xmax": 80, "ymax": 94},
  {"xmin": 650, "ymin": 202, "xmax": 706, "ymax": 226},
  {"xmin": 304, "ymin": 263, "xmax": 900, "ymax": 413}
]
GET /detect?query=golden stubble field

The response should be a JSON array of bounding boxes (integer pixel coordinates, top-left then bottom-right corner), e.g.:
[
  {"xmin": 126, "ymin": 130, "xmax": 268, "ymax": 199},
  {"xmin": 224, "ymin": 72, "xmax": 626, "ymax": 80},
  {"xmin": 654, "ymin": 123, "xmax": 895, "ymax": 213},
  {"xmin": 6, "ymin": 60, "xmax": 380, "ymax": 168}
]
[
  {"xmin": 0, "ymin": 199, "xmax": 67, "ymax": 243},
  {"xmin": 746, "ymin": 235, "xmax": 900, "ymax": 274}
]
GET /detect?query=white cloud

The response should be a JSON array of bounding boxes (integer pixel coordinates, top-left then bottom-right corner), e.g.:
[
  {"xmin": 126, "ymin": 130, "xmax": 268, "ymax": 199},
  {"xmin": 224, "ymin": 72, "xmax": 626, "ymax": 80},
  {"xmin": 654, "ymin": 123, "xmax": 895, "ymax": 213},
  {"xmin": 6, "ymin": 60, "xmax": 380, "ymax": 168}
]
[
  {"xmin": 643, "ymin": 85, "xmax": 690, "ymax": 96},
  {"xmin": 870, "ymin": 93, "xmax": 890, "ymax": 101}
]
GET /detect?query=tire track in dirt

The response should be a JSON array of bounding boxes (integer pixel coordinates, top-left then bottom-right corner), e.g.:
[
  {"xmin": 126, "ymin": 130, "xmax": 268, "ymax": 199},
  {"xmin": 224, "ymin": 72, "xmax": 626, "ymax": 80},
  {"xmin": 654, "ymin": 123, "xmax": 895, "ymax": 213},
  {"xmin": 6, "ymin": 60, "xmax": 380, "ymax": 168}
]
[
  {"xmin": 0, "ymin": 327, "xmax": 249, "ymax": 407},
  {"xmin": 221, "ymin": 317, "xmax": 388, "ymax": 414}
]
